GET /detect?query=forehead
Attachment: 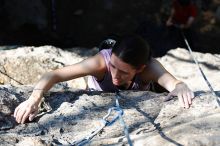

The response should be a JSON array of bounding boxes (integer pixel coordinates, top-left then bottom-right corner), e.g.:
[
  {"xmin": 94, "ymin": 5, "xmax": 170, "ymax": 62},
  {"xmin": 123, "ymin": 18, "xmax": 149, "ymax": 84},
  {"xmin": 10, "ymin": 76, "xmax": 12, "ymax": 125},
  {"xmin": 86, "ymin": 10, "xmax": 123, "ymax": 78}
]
[{"xmin": 110, "ymin": 53, "xmax": 136, "ymax": 71}]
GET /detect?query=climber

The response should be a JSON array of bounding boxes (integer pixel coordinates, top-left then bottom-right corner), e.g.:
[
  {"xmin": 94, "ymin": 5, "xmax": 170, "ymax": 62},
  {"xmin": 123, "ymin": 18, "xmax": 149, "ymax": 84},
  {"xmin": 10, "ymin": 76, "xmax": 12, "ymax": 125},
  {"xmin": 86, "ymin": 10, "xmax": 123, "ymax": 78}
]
[{"xmin": 14, "ymin": 34, "xmax": 194, "ymax": 124}]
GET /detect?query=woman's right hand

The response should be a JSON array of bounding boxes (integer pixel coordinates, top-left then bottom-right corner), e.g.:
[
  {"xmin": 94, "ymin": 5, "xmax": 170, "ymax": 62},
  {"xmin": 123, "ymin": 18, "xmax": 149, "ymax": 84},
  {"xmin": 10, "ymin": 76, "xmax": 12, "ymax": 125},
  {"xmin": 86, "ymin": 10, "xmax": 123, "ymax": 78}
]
[{"xmin": 14, "ymin": 96, "xmax": 40, "ymax": 124}]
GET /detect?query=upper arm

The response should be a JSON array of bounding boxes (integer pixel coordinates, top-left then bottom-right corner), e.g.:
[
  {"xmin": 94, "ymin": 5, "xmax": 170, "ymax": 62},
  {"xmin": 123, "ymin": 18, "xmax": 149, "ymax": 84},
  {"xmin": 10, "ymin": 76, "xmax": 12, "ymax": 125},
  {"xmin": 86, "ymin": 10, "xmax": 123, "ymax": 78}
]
[
  {"xmin": 52, "ymin": 53, "xmax": 106, "ymax": 82},
  {"xmin": 142, "ymin": 58, "xmax": 180, "ymax": 92}
]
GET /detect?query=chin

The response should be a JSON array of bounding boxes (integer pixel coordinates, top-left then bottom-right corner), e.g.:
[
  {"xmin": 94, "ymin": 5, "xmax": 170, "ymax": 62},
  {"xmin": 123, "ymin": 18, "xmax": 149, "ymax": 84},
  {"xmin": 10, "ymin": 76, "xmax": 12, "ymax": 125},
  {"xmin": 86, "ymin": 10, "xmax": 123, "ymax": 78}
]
[
  {"xmin": 115, "ymin": 85, "xmax": 127, "ymax": 90},
  {"xmin": 113, "ymin": 82, "xmax": 127, "ymax": 90}
]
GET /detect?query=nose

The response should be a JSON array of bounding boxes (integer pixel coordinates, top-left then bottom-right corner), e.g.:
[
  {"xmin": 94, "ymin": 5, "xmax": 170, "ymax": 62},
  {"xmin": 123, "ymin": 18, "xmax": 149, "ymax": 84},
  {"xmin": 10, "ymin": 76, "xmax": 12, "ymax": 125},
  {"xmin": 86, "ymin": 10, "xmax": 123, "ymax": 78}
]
[{"xmin": 113, "ymin": 69, "xmax": 121, "ymax": 79}]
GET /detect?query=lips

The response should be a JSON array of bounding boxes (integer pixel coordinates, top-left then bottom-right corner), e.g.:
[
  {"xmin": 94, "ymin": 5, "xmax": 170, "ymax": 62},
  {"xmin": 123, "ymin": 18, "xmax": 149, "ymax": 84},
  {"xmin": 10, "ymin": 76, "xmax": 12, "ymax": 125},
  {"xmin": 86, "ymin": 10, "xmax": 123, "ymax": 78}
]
[{"xmin": 112, "ymin": 79, "xmax": 121, "ymax": 86}]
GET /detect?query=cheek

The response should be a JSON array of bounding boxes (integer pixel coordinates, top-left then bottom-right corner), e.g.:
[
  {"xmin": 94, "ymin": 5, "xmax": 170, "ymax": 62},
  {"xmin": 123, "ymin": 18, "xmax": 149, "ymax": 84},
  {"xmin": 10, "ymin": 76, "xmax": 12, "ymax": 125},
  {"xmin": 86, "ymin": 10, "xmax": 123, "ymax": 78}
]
[
  {"xmin": 110, "ymin": 68, "xmax": 119, "ymax": 79},
  {"xmin": 110, "ymin": 67, "xmax": 115, "ymax": 75},
  {"xmin": 122, "ymin": 73, "xmax": 134, "ymax": 81},
  {"xmin": 127, "ymin": 72, "xmax": 137, "ymax": 80}
]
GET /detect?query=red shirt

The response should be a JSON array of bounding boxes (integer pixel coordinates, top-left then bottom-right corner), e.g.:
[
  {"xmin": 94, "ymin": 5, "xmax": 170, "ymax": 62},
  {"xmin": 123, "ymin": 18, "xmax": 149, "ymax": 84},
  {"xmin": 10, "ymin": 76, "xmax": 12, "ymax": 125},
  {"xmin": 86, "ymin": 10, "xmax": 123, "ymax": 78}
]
[{"xmin": 172, "ymin": 0, "xmax": 197, "ymax": 24}]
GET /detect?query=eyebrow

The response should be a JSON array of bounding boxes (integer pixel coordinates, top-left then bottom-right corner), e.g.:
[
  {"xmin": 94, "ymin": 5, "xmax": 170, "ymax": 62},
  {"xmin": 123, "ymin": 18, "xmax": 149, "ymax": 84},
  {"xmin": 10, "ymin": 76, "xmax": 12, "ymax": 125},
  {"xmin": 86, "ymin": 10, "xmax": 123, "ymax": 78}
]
[{"xmin": 109, "ymin": 62, "xmax": 129, "ymax": 74}]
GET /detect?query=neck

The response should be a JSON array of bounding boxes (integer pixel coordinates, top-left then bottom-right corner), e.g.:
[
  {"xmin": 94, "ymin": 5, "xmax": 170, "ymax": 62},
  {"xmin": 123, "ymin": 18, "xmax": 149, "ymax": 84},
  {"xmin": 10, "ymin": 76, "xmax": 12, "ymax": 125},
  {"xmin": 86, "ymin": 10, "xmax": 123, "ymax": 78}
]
[{"xmin": 116, "ymin": 77, "xmax": 135, "ymax": 90}]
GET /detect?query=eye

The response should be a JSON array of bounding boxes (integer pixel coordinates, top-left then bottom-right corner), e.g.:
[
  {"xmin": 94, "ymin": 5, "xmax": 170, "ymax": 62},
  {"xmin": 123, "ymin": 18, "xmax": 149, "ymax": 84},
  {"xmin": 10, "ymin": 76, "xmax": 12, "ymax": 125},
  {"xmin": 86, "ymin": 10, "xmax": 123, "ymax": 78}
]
[
  {"xmin": 121, "ymin": 70, "xmax": 129, "ymax": 75},
  {"xmin": 110, "ymin": 62, "xmax": 115, "ymax": 69}
]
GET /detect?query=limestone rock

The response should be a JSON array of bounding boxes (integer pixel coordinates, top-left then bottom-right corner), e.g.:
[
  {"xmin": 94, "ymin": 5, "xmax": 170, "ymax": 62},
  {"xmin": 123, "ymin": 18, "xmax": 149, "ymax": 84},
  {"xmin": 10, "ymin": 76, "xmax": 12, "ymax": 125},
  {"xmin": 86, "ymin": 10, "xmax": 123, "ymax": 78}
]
[
  {"xmin": 0, "ymin": 47, "xmax": 220, "ymax": 145},
  {"xmin": 157, "ymin": 48, "xmax": 220, "ymax": 91},
  {"xmin": 0, "ymin": 85, "xmax": 220, "ymax": 146},
  {"xmin": 0, "ymin": 46, "xmax": 97, "ymax": 89}
]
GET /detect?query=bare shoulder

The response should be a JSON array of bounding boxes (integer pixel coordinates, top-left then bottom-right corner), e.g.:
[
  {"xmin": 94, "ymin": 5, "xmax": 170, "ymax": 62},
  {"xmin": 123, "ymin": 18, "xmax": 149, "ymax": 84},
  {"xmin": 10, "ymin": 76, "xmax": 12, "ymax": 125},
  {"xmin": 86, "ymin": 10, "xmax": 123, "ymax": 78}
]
[
  {"xmin": 83, "ymin": 52, "xmax": 106, "ymax": 68},
  {"xmin": 139, "ymin": 58, "xmax": 167, "ymax": 82},
  {"xmin": 81, "ymin": 53, "xmax": 107, "ymax": 78}
]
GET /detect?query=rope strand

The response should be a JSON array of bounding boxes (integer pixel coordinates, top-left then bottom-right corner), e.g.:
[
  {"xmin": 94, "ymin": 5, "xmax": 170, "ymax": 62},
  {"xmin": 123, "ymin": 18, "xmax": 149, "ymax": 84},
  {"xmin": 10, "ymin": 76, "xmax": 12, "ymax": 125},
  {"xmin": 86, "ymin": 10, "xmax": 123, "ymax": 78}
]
[{"xmin": 180, "ymin": 30, "xmax": 220, "ymax": 106}]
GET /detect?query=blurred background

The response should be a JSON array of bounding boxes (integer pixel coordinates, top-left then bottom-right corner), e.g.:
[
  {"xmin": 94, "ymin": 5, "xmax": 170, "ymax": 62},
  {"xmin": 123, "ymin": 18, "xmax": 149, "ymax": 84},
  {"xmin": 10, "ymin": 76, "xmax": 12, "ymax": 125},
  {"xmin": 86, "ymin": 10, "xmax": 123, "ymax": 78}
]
[{"xmin": 0, "ymin": 0, "xmax": 219, "ymax": 56}]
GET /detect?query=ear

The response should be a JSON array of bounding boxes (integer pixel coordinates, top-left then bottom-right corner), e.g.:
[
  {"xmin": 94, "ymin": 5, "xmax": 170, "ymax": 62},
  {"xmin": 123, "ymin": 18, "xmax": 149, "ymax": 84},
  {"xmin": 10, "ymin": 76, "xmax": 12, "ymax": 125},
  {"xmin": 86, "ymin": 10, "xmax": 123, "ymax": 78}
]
[{"xmin": 136, "ymin": 65, "xmax": 146, "ymax": 73}]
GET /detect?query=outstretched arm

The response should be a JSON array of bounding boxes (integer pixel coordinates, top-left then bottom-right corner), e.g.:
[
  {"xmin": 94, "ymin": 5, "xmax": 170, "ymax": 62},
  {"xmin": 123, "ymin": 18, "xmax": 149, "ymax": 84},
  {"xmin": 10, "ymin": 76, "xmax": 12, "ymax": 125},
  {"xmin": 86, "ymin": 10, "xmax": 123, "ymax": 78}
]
[
  {"xmin": 143, "ymin": 58, "xmax": 194, "ymax": 108},
  {"xmin": 14, "ymin": 53, "xmax": 106, "ymax": 124}
]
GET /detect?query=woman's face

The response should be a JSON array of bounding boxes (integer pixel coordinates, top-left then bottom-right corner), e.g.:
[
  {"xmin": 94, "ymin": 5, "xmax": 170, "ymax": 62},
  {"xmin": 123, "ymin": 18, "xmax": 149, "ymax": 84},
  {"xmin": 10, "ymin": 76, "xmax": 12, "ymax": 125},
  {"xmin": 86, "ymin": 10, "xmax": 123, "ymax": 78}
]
[{"xmin": 110, "ymin": 53, "xmax": 138, "ymax": 87}]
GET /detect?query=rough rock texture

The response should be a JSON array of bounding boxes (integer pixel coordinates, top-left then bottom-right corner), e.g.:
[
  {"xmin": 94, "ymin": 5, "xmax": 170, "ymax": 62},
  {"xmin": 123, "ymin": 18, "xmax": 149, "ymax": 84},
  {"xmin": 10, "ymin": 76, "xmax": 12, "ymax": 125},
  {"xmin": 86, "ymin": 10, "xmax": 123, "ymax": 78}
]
[
  {"xmin": 0, "ymin": 46, "xmax": 220, "ymax": 146},
  {"xmin": 0, "ymin": 85, "xmax": 220, "ymax": 146},
  {"xmin": 0, "ymin": 46, "xmax": 98, "ymax": 88},
  {"xmin": 158, "ymin": 48, "xmax": 220, "ymax": 91}
]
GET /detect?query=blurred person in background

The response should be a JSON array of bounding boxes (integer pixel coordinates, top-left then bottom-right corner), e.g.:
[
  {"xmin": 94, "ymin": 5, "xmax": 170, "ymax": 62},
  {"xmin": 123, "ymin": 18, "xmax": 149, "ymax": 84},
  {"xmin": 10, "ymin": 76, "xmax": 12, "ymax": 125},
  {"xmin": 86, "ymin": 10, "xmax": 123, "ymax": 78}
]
[{"xmin": 166, "ymin": 0, "xmax": 197, "ymax": 50}]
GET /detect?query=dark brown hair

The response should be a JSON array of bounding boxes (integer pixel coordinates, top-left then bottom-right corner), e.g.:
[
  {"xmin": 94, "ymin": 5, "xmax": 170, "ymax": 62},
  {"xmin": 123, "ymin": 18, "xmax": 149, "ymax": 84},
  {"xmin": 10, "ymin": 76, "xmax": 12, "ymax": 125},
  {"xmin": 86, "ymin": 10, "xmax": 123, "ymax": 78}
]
[{"xmin": 112, "ymin": 34, "xmax": 152, "ymax": 68}]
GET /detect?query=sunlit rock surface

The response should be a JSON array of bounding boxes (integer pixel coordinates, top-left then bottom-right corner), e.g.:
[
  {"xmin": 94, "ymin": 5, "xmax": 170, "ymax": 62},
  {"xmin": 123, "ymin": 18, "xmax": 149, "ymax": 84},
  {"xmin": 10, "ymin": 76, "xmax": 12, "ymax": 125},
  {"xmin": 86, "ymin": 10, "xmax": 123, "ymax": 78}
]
[{"xmin": 0, "ymin": 46, "xmax": 220, "ymax": 146}]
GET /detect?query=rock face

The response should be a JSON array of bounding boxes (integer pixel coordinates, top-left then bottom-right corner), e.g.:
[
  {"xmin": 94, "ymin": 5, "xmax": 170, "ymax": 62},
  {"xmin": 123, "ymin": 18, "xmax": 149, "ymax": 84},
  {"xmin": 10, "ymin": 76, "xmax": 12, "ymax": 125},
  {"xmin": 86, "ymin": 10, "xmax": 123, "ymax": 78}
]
[
  {"xmin": 0, "ymin": 85, "xmax": 220, "ymax": 146},
  {"xmin": 0, "ymin": 46, "xmax": 220, "ymax": 146},
  {"xmin": 158, "ymin": 48, "xmax": 220, "ymax": 91},
  {"xmin": 0, "ymin": 46, "xmax": 98, "ymax": 88}
]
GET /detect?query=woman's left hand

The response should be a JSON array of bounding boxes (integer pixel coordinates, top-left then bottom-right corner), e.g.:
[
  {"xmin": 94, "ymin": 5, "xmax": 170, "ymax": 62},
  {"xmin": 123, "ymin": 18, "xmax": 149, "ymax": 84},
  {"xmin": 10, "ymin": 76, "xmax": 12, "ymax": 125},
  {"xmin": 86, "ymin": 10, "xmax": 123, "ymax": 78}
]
[{"xmin": 165, "ymin": 82, "xmax": 194, "ymax": 108}]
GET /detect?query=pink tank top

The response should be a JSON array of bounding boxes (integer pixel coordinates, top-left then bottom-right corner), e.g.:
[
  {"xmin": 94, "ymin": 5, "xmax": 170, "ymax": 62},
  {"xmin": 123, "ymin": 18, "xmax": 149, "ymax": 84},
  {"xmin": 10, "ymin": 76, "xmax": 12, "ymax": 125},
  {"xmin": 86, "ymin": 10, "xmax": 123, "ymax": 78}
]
[{"xmin": 87, "ymin": 49, "xmax": 151, "ymax": 92}]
